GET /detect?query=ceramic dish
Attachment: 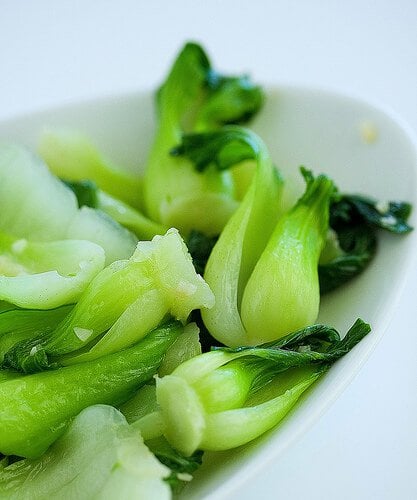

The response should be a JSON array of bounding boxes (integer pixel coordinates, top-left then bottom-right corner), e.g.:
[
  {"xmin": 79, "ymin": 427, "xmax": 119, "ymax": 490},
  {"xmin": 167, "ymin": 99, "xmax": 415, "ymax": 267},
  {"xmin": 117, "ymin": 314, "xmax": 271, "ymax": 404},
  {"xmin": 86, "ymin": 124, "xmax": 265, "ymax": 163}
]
[{"xmin": 0, "ymin": 86, "xmax": 416, "ymax": 499}]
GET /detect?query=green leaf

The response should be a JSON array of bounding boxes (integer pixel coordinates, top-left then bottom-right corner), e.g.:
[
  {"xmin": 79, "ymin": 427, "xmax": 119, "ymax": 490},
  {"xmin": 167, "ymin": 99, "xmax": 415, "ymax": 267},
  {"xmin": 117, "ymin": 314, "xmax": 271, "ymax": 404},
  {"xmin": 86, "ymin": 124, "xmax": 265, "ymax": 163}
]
[
  {"xmin": 318, "ymin": 190, "xmax": 412, "ymax": 294},
  {"xmin": 147, "ymin": 437, "xmax": 203, "ymax": 494},
  {"xmin": 156, "ymin": 319, "xmax": 370, "ymax": 455},
  {"xmin": 62, "ymin": 179, "xmax": 99, "ymax": 208},
  {"xmin": 333, "ymin": 194, "xmax": 412, "ymax": 233},
  {"xmin": 171, "ymin": 127, "xmax": 260, "ymax": 172}
]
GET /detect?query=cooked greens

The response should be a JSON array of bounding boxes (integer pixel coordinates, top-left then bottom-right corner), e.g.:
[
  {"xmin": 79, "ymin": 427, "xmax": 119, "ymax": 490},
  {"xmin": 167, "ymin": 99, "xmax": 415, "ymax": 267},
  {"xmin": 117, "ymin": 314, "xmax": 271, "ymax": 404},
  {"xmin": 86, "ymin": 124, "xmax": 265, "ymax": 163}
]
[
  {"xmin": 319, "ymin": 194, "xmax": 413, "ymax": 293},
  {"xmin": 0, "ymin": 232, "xmax": 104, "ymax": 309},
  {"xmin": 39, "ymin": 129, "xmax": 143, "ymax": 210},
  {"xmin": 142, "ymin": 42, "xmax": 264, "ymax": 236},
  {"xmin": 175, "ymin": 126, "xmax": 284, "ymax": 347},
  {"xmin": 0, "ymin": 405, "xmax": 172, "ymax": 499},
  {"xmin": 3, "ymin": 229, "xmax": 213, "ymax": 372},
  {"xmin": 0, "ymin": 143, "xmax": 137, "ymax": 264},
  {"xmin": 0, "ymin": 41, "xmax": 412, "ymax": 499},
  {"xmin": 0, "ymin": 321, "xmax": 183, "ymax": 458},
  {"xmin": 155, "ymin": 319, "xmax": 370, "ymax": 455}
]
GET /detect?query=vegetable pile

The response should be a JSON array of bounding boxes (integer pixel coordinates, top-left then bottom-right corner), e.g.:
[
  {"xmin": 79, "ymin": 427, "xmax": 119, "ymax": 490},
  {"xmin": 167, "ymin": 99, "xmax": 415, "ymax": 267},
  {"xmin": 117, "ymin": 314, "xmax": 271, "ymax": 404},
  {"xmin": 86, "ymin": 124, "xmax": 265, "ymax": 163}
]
[{"xmin": 0, "ymin": 42, "xmax": 412, "ymax": 498}]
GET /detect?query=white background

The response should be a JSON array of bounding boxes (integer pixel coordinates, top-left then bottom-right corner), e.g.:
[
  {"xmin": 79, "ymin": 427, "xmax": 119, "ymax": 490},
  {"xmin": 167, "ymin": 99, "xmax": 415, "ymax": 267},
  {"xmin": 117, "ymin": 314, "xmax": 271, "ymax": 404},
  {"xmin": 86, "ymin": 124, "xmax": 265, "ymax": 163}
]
[{"xmin": 1, "ymin": 1, "xmax": 416, "ymax": 498}]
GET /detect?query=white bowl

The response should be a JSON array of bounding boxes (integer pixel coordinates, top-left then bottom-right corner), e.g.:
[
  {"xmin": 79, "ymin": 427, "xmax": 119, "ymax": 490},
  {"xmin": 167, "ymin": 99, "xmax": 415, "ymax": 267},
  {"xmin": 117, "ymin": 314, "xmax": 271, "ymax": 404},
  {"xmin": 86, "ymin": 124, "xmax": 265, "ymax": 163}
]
[{"xmin": 0, "ymin": 86, "xmax": 416, "ymax": 499}]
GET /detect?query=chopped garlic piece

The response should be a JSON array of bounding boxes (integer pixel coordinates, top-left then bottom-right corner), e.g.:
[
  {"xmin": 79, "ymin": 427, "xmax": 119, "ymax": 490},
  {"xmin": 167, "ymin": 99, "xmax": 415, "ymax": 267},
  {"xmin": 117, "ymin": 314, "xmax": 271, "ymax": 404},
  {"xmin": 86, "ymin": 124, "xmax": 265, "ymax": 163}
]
[
  {"xmin": 375, "ymin": 200, "xmax": 390, "ymax": 214},
  {"xmin": 176, "ymin": 472, "xmax": 193, "ymax": 482},
  {"xmin": 176, "ymin": 280, "xmax": 198, "ymax": 297},
  {"xmin": 359, "ymin": 121, "xmax": 378, "ymax": 144}
]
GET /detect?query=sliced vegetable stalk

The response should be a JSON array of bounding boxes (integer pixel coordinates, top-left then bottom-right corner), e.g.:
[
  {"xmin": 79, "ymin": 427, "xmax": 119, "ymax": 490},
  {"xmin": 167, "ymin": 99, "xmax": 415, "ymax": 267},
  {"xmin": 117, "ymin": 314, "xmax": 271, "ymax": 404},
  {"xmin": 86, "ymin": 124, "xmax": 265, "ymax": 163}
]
[
  {"xmin": 0, "ymin": 232, "xmax": 105, "ymax": 309},
  {"xmin": 319, "ymin": 193, "xmax": 413, "ymax": 293},
  {"xmin": 240, "ymin": 168, "xmax": 335, "ymax": 344},
  {"xmin": 97, "ymin": 190, "xmax": 168, "ymax": 240},
  {"xmin": 64, "ymin": 179, "xmax": 169, "ymax": 240},
  {"xmin": 39, "ymin": 129, "xmax": 143, "ymax": 210},
  {"xmin": 4, "ymin": 229, "xmax": 214, "ymax": 372},
  {"xmin": 120, "ymin": 322, "xmax": 201, "ymax": 432},
  {"xmin": 0, "ymin": 405, "xmax": 171, "ymax": 500},
  {"xmin": 155, "ymin": 319, "xmax": 370, "ymax": 455},
  {"xmin": 173, "ymin": 126, "xmax": 283, "ymax": 347},
  {"xmin": 143, "ymin": 42, "xmax": 264, "ymax": 235},
  {"xmin": 201, "ymin": 165, "xmax": 334, "ymax": 346},
  {"xmin": 0, "ymin": 143, "xmax": 137, "ymax": 264},
  {"xmin": 0, "ymin": 321, "xmax": 182, "ymax": 458}
]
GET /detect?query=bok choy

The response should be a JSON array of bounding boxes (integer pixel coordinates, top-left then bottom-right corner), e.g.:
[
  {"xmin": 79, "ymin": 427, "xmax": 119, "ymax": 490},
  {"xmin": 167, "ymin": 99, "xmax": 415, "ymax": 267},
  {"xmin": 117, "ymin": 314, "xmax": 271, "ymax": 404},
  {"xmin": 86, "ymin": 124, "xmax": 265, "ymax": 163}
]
[
  {"xmin": 3, "ymin": 229, "xmax": 213, "ymax": 372},
  {"xmin": 151, "ymin": 320, "xmax": 370, "ymax": 455},
  {"xmin": 0, "ymin": 405, "xmax": 172, "ymax": 499},
  {"xmin": 0, "ymin": 321, "xmax": 183, "ymax": 458},
  {"xmin": 0, "ymin": 143, "xmax": 137, "ymax": 264},
  {"xmin": 142, "ymin": 42, "xmax": 264, "ymax": 235},
  {"xmin": 39, "ymin": 129, "xmax": 143, "ymax": 209},
  {"xmin": 173, "ymin": 126, "xmax": 284, "ymax": 347},
  {"xmin": 0, "ymin": 40, "xmax": 412, "ymax": 500}
]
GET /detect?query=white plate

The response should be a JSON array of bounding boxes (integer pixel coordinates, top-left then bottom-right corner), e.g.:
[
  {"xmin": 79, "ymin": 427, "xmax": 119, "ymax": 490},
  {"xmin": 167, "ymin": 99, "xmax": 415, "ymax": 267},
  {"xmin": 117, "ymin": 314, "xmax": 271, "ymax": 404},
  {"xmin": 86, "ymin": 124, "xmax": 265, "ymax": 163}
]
[{"xmin": 0, "ymin": 86, "xmax": 416, "ymax": 499}]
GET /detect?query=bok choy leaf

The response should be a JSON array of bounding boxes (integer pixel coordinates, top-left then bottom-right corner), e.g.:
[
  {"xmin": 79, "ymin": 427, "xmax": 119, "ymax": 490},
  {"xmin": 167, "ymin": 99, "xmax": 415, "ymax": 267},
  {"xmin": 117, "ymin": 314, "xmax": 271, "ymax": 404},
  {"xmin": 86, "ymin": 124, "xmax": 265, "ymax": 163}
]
[{"xmin": 155, "ymin": 319, "xmax": 370, "ymax": 455}]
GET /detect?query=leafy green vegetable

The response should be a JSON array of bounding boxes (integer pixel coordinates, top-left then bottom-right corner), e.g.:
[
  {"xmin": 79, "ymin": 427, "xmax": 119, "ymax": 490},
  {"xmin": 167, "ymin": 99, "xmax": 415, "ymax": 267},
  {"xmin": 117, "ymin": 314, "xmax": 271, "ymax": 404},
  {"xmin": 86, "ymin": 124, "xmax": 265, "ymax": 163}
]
[
  {"xmin": 318, "ymin": 193, "xmax": 412, "ymax": 293},
  {"xmin": 0, "ymin": 143, "xmax": 137, "ymax": 265},
  {"xmin": 158, "ymin": 322, "xmax": 202, "ymax": 377},
  {"xmin": 155, "ymin": 319, "xmax": 370, "ymax": 455},
  {"xmin": 143, "ymin": 42, "xmax": 264, "ymax": 235},
  {"xmin": 0, "ymin": 405, "xmax": 171, "ymax": 499},
  {"xmin": 39, "ymin": 129, "xmax": 143, "ymax": 210},
  {"xmin": 240, "ymin": 168, "xmax": 335, "ymax": 344},
  {"xmin": 202, "ymin": 162, "xmax": 334, "ymax": 346},
  {"xmin": 0, "ymin": 321, "xmax": 182, "ymax": 458},
  {"xmin": 0, "ymin": 232, "xmax": 105, "ymax": 309},
  {"xmin": 64, "ymin": 178, "xmax": 168, "ymax": 240},
  {"xmin": 66, "ymin": 206, "xmax": 137, "ymax": 265},
  {"xmin": 0, "ymin": 42, "xmax": 410, "ymax": 497},
  {"xmin": 96, "ymin": 190, "xmax": 168, "ymax": 240},
  {"xmin": 331, "ymin": 194, "xmax": 412, "ymax": 234},
  {"xmin": 4, "ymin": 229, "xmax": 213, "ymax": 372},
  {"xmin": 179, "ymin": 126, "xmax": 283, "ymax": 347}
]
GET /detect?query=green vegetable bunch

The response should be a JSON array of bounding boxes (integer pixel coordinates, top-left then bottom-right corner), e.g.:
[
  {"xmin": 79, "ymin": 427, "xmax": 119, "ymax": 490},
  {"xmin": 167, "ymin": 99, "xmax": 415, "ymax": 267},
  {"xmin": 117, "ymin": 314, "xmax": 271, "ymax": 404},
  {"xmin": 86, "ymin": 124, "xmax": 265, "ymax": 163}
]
[
  {"xmin": 0, "ymin": 40, "xmax": 412, "ymax": 499},
  {"xmin": 133, "ymin": 320, "xmax": 371, "ymax": 456}
]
